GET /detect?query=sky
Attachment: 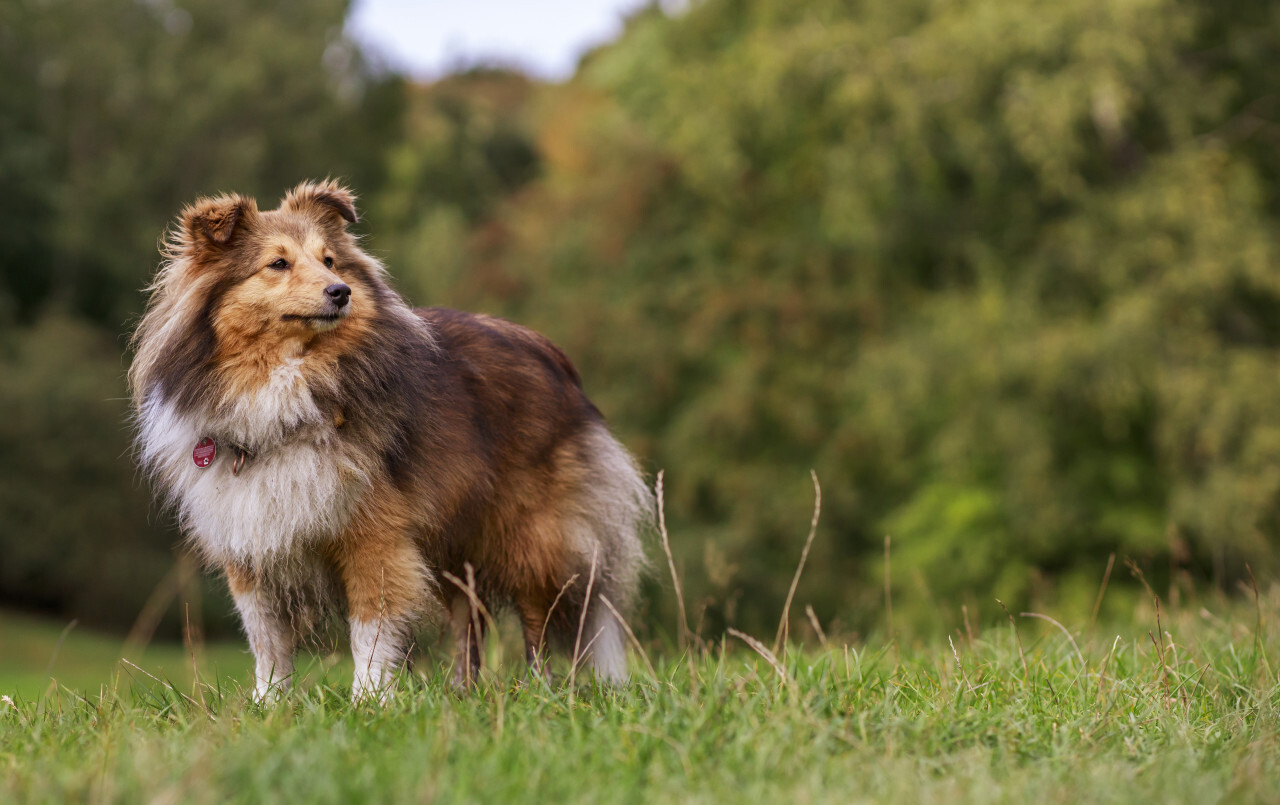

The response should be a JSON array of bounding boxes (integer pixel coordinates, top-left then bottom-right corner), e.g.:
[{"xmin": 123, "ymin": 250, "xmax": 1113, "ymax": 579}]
[{"xmin": 346, "ymin": 0, "xmax": 652, "ymax": 81}]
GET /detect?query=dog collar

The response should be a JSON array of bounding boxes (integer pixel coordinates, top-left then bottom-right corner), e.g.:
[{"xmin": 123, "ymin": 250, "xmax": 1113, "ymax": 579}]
[
  {"xmin": 191, "ymin": 410, "xmax": 342, "ymax": 475},
  {"xmin": 229, "ymin": 443, "xmax": 254, "ymax": 476},
  {"xmin": 192, "ymin": 437, "xmax": 253, "ymax": 475}
]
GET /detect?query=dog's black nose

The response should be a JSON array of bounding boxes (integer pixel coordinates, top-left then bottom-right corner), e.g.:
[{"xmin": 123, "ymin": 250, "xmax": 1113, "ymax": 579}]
[{"xmin": 325, "ymin": 283, "xmax": 351, "ymax": 307}]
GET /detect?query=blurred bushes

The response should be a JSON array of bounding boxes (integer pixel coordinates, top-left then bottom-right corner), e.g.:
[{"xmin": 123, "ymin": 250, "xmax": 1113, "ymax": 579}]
[
  {"xmin": 0, "ymin": 318, "xmax": 181, "ymax": 627},
  {"xmin": 402, "ymin": 0, "xmax": 1280, "ymax": 634},
  {"xmin": 0, "ymin": 0, "xmax": 404, "ymax": 634},
  {"xmin": 0, "ymin": 0, "xmax": 403, "ymax": 328},
  {"xmin": 4, "ymin": 0, "xmax": 1280, "ymax": 638}
]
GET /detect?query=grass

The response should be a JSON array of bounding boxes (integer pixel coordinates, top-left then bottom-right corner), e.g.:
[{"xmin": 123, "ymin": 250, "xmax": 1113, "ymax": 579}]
[
  {"xmin": 2, "ymin": 594, "xmax": 1278, "ymax": 803},
  {"xmin": 0, "ymin": 610, "xmax": 251, "ymax": 700}
]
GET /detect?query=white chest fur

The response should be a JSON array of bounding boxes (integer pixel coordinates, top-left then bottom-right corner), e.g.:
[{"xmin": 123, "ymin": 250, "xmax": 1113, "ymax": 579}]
[{"xmin": 138, "ymin": 359, "xmax": 368, "ymax": 565}]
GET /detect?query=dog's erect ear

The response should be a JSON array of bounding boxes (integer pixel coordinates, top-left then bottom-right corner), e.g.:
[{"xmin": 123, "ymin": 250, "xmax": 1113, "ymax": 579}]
[
  {"xmin": 181, "ymin": 194, "xmax": 258, "ymax": 248},
  {"xmin": 281, "ymin": 180, "xmax": 359, "ymax": 226}
]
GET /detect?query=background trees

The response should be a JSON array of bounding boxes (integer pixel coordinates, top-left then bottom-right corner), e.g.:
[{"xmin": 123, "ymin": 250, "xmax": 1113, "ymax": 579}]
[
  {"xmin": 0, "ymin": 0, "xmax": 404, "ymax": 632},
  {"xmin": 3, "ymin": 0, "xmax": 1279, "ymax": 638}
]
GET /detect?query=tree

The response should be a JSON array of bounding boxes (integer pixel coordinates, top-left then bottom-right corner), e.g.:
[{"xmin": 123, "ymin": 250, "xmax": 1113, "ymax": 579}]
[{"xmin": 390, "ymin": 0, "xmax": 1280, "ymax": 633}]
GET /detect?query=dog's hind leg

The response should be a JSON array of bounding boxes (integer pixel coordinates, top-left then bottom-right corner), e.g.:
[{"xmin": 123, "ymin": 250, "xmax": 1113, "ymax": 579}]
[
  {"xmin": 448, "ymin": 593, "xmax": 486, "ymax": 689},
  {"xmin": 515, "ymin": 594, "xmax": 553, "ymax": 683},
  {"xmin": 584, "ymin": 596, "xmax": 628, "ymax": 683},
  {"xmin": 552, "ymin": 583, "xmax": 628, "ymax": 685},
  {"xmin": 225, "ymin": 563, "xmax": 296, "ymax": 702}
]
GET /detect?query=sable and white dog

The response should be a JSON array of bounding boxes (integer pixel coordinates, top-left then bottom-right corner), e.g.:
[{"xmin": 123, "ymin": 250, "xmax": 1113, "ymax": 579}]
[{"xmin": 130, "ymin": 181, "xmax": 650, "ymax": 700}]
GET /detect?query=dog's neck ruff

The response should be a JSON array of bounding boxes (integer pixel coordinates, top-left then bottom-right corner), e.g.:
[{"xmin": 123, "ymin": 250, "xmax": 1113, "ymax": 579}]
[{"xmin": 138, "ymin": 358, "xmax": 367, "ymax": 566}]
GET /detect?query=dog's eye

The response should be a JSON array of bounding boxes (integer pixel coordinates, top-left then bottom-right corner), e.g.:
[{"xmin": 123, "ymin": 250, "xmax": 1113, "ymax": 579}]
[
  {"xmin": 269, "ymin": 258, "xmax": 289, "ymax": 270},
  {"xmin": 323, "ymin": 256, "xmax": 335, "ymax": 268}
]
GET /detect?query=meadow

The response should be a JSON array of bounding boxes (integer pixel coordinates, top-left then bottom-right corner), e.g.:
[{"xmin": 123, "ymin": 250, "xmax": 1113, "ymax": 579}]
[{"xmin": 3, "ymin": 587, "xmax": 1277, "ymax": 804}]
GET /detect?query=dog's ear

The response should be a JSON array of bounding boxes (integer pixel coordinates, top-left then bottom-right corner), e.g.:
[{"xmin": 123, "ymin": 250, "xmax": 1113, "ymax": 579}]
[
  {"xmin": 281, "ymin": 179, "xmax": 358, "ymax": 226},
  {"xmin": 181, "ymin": 194, "xmax": 257, "ymax": 248}
]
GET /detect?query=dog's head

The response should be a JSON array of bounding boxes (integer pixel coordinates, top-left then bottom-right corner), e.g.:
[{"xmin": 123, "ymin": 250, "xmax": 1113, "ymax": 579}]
[
  {"xmin": 132, "ymin": 180, "xmax": 388, "ymax": 410},
  {"xmin": 180, "ymin": 180, "xmax": 367, "ymax": 344}
]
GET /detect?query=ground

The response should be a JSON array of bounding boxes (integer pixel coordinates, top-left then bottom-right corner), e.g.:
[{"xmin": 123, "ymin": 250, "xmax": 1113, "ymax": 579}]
[{"xmin": 1, "ymin": 601, "xmax": 1277, "ymax": 803}]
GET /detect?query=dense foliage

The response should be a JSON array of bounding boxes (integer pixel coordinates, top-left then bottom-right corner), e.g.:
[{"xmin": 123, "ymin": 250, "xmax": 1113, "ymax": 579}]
[
  {"xmin": 0, "ymin": 0, "xmax": 404, "ymax": 632},
  {"xmin": 410, "ymin": 0, "xmax": 1280, "ymax": 632},
  {"xmin": 3, "ymin": 0, "xmax": 1280, "ymax": 636}
]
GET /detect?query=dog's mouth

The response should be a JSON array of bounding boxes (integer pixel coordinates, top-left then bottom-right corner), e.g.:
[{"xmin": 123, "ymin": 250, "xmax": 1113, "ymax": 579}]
[{"xmin": 281, "ymin": 309, "xmax": 349, "ymax": 331}]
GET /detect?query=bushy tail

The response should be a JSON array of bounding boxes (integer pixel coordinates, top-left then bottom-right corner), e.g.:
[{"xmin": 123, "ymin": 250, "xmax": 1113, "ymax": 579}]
[{"xmin": 566, "ymin": 424, "xmax": 654, "ymax": 679}]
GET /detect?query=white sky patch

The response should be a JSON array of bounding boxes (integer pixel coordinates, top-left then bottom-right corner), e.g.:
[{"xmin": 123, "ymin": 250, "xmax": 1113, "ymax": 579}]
[{"xmin": 347, "ymin": 0, "xmax": 650, "ymax": 81}]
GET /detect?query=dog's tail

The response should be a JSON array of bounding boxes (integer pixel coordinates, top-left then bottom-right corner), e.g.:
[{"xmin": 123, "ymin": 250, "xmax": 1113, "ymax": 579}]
[{"xmin": 568, "ymin": 423, "xmax": 654, "ymax": 680}]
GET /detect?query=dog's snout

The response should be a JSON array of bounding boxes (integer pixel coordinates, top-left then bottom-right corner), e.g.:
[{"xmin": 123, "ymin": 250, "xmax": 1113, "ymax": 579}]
[{"xmin": 325, "ymin": 283, "xmax": 351, "ymax": 308}]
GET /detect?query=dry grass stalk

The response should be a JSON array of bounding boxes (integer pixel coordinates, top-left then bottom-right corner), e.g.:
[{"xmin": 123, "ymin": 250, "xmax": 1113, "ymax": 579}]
[
  {"xmin": 655, "ymin": 471, "xmax": 690, "ymax": 650},
  {"xmin": 1091, "ymin": 553, "xmax": 1116, "ymax": 627},
  {"xmin": 569, "ymin": 547, "xmax": 600, "ymax": 687},
  {"xmin": 364, "ymin": 566, "xmax": 388, "ymax": 696},
  {"xmin": 464, "ymin": 563, "xmax": 485, "ymax": 673},
  {"xmin": 1096, "ymin": 634, "xmax": 1122, "ymax": 703},
  {"xmin": 804, "ymin": 604, "xmax": 828, "ymax": 649},
  {"xmin": 1147, "ymin": 631, "xmax": 1173, "ymax": 694},
  {"xmin": 727, "ymin": 628, "xmax": 791, "ymax": 686},
  {"xmin": 441, "ymin": 567, "xmax": 500, "ymax": 684},
  {"xmin": 1020, "ymin": 611, "xmax": 1086, "ymax": 672},
  {"xmin": 183, "ymin": 603, "xmax": 209, "ymax": 715},
  {"xmin": 598, "ymin": 593, "xmax": 658, "ymax": 681},
  {"xmin": 569, "ymin": 627, "xmax": 607, "ymax": 679},
  {"xmin": 536, "ymin": 572, "xmax": 581, "ymax": 672},
  {"xmin": 1245, "ymin": 564, "xmax": 1263, "ymax": 629},
  {"xmin": 123, "ymin": 553, "xmax": 197, "ymax": 655},
  {"xmin": 118, "ymin": 658, "xmax": 200, "ymax": 708},
  {"xmin": 43, "ymin": 619, "xmax": 78, "ymax": 681},
  {"xmin": 440, "ymin": 570, "xmax": 499, "ymax": 634},
  {"xmin": 1243, "ymin": 564, "xmax": 1276, "ymax": 682},
  {"xmin": 773, "ymin": 470, "xmax": 822, "ymax": 654},
  {"xmin": 1126, "ymin": 558, "xmax": 1177, "ymax": 691},
  {"xmin": 948, "ymin": 636, "xmax": 974, "ymax": 694},
  {"xmin": 0, "ymin": 695, "xmax": 22, "ymax": 727},
  {"xmin": 996, "ymin": 599, "xmax": 1028, "ymax": 684},
  {"xmin": 1164, "ymin": 629, "xmax": 1191, "ymax": 709},
  {"xmin": 884, "ymin": 535, "xmax": 894, "ymax": 643}
]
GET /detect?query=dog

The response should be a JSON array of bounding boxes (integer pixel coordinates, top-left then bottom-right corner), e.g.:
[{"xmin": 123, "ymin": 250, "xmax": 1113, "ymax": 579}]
[{"xmin": 130, "ymin": 180, "xmax": 651, "ymax": 700}]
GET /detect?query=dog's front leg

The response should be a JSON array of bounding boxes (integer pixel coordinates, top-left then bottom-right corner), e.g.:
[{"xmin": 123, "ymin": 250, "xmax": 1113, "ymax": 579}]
[
  {"xmin": 225, "ymin": 564, "xmax": 296, "ymax": 702},
  {"xmin": 331, "ymin": 506, "xmax": 431, "ymax": 703}
]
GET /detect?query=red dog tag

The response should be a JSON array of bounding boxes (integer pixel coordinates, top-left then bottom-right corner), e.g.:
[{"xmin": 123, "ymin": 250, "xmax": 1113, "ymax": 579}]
[{"xmin": 193, "ymin": 437, "xmax": 216, "ymax": 468}]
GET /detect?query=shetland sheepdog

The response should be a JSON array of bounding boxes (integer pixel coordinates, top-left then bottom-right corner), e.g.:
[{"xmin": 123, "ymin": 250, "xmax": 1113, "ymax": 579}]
[{"xmin": 130, "ymin": 180, "xmax": 651, "ymax": 700}]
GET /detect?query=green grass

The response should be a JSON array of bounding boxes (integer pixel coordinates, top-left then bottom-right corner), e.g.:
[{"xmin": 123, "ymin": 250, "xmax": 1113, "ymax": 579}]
[
  {"xmin": 2, "ymin": 598, "xmax": 1278, "ymax": 803},
  {"xmin": 0, "ymin": 611, "xmax": 252, "ymax": 700}
]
